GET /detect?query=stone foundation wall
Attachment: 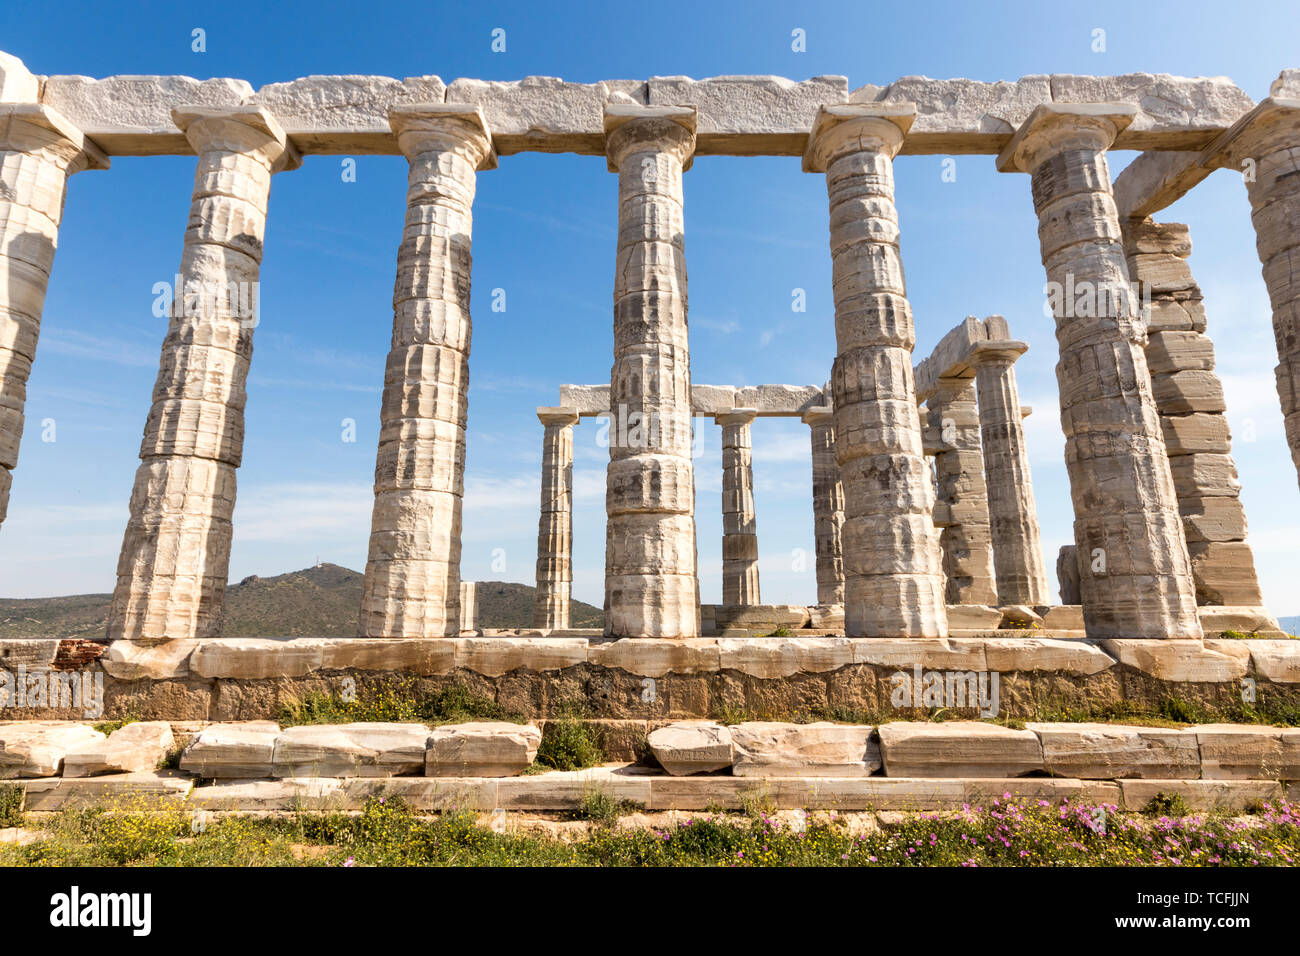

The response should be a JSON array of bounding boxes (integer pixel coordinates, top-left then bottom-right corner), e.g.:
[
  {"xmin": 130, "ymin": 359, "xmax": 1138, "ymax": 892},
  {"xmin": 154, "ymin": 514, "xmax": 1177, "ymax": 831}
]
[{"xmin": 2, "ymin": 635, "xmax": 1297, "ymax": 728}]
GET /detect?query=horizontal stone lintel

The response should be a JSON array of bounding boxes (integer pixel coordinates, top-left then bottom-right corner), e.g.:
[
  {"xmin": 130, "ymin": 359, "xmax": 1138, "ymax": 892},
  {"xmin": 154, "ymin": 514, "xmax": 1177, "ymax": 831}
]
[
  {"xmin": 558, "ymin": 383, "xmax": 829, "ymax": 417},
  {"xmin": 39, "ymin": 629, "xmax": 1298, "ymax": 683},
  {"xmin": 18, "ymin": 67, "xmax": 1265, "ymax": 157}
]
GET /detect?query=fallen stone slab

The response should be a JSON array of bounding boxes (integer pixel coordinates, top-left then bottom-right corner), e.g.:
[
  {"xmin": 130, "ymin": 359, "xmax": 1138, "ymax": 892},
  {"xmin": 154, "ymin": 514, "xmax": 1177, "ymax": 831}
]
[
  {"xmin": 179, "ymin": 721, "xmax": 280, "ymax": 779},
  {"xmin": 646, "ymin": 721, "xmax": 734, "ymax": 776},
  {"xmin": 272, "ymin": 723, "xmax": 432, "ymax": 778},
  {"xmin": 425, "ymin": 722, "xmax": 541, "ymax": 777},
  {"xmin": 1117, "ymin": 779, "xmax": 1283, "ymax": 812},
  {"xmin": 1193, "ymin": 725, "xmax": 1295, "ymax": 780},
  {"xmin": 877, "ymin": 721, "xmax": 1045, "ymax": 778},
  {"xmin": 647, "ymin": 775, "xmax": 970, "ymax": 811},
  {"xmin": 0, "ymin": 722, "xmax": 105, "ymax": 778},
  {"xmin": 64, "ymin": 721, "xmax": 175, "ymax": 778},
  {"xmin": 1027, "ymin": 722, "xmax": 1200, "ymax": 779},
  {"xmin": 21, "ymin": 772, "xmax": 193, "ymax": 811},
  {"xmin": 0, "ymin": 827, "xmax": 47, "ymax": 846},
  {"xmin": 730, "ymin": 722, "xmax": 880, "ymax": 777}
]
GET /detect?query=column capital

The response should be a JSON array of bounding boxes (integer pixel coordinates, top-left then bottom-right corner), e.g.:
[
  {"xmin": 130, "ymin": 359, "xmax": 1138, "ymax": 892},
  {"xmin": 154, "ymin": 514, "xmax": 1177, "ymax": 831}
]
[
  {"xmin": 603, "ymin": 104, "xmax": 696, "ymax": 173},
  {"xmin": 969, "ymin": 338, "xmax": 1029, "ymax": 367},
  {"xmin": 0, "ymin": 103, "xmax": 108, "ymax": 172},
  {"xmin": 802, "ymin": 103, "xmax": 916, "ymax": 172},
  {"xmin": 388, "ymin": 103, "xmax": 496, "ymax": 170},
  {"xmin": 537, "ymin": 406, "xmax": 580, "ymax": 427},
  {"xmin": 1200, "ymin": 97, "xmax": 1300, "ymax": 169},
  {"xmin": 800, "ymin": 404, "xmax": 834, "ymax": 427},
  {"xmin": 714, "ymin": 407, "xmax": 758, "ymax": 427},
  {"xmin": 173, "ymin": 105, "xmax": 301, "ymax": 171},
  {"xmin": 996, "ymin": 103, "xmax": 1137, "ymax": 174}
]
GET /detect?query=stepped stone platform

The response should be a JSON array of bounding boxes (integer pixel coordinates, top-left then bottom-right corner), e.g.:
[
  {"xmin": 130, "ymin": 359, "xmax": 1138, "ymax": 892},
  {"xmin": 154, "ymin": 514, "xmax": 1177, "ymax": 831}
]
[{"xmin": 3, "ymin": 717, "xmax": 1297, "ymax": 814}]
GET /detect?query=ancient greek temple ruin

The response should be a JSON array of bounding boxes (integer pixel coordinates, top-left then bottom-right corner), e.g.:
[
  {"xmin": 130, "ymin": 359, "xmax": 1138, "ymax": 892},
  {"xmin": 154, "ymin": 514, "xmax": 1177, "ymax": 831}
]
[{"xmin": 2, "ymin": 52, "xmax": 1299, "ymax": 651}]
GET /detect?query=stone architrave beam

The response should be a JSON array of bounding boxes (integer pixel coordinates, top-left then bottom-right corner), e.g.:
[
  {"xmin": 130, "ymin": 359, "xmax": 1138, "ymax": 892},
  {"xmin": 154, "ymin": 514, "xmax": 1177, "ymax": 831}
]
[{"xmin": 21, "ymin": 56, "xmax": 1260, "ymax": 158}]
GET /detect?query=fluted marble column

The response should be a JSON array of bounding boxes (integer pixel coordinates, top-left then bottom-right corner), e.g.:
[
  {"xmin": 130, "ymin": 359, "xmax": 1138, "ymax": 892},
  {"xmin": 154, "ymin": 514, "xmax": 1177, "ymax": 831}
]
[
  {"xmin": 1123, "ymin": 218, "xmax": 1265, "ymax": 606},
  {"xmin": 1203, "ymin": 96, "xmax": 1300, "ymax": 492},
  {"xmin": 926, "ymin": 378, "xmax": 998, "ymax": 605},
  {"xmin": 717, "ymin": 408, "xmax": 760, "ymax": 606},
  {"xmin": 971, "ymin": 329, "xmax": 1050, "ymax": 606},
  {"xmin": 998, "ymin": 104, "xmax": 1200, "ymax": 640},
  {"xmin": 110, "ymin": 107, "xmax": 297, "ymax": 642},
  {"xmin": 0, "ymin": 104, "xmax": 106, "ymax": 526},
  {"xmin": 804, "ymin": 104, "xmax": 947, "ymax": 638},
  {"xmin": 801, "ymin": 405, "xmax": 845, "ymax": 605},
  {"xmin": 359, "ymin": 105, "xmax": 495, "ymax": 638},
  {"xmin": 602, "ymin": 105, "xmax": 699, "ymax": 639},
  {"xmin": 534, "ymin": 406, "xmax": 578, "ymax": 629}
]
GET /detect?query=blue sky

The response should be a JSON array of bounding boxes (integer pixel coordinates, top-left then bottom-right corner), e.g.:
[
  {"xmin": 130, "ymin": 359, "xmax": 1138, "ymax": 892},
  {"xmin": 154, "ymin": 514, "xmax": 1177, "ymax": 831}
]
[{"xmin": 2, "ymin": 0, "xmax": 1298, "ymax": 616}]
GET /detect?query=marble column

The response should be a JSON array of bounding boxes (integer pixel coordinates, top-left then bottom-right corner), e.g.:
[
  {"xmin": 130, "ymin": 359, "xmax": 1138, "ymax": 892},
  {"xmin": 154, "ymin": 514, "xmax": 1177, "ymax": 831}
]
[
  {"xmin": 359, "ymin": 105, "xmax": 495, "ymax": 638},
  {"xmin": 602, "ymin": 105, "xmax": 699, "ymax": 639},
  {"xmin": 926, "ymin": 378, "xmax": 998, "ymax": 605},
  {"xmin": 717, "ymin": 408, "xmax": 760, "ymax": 606},
  {"xmin": 998, "ymin": 104, "xmax": 1201, "ymax": 640},
  {"xmin": 804, "ymin": 104, "xmax": 947, "ymax": 638},
  {"xmin": 971, "ymin": 328, "xmax": 1051, "ymax": 606},
  {"xmin": 801, "ymin": 405, "xmax": 845, "ymax": 605},
  {"xmin": 1123, "ymin": 218, "xmax": 1265, "ymax": 606},
  {"xmin": 0, "ymin": 104, "xmax": 106, "ymax": 526},
  {"xmin": 533, "ymin": 406, "xmax": 579, "ymax": 629},
  {"xmin": 109, "ymin": 107, "xmax": 297, "ymax": 642},
  {"xmin": 1203, "ymin": 96, "xmax": 1300, "ymax": 492}
]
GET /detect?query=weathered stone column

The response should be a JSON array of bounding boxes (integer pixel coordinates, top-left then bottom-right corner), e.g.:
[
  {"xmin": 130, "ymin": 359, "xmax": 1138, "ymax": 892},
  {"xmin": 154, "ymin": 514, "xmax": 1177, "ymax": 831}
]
[
  {"xmin": 998, "ymin": 105, "xmax": 1201, "ymax": 640},
  {"xmin": 533, "ymin": 406, "xmax": 579, "ymax": 629},
  {"xmin": 926, "ymin": 378, "xmax": 998, "ymax": 605},
  {"xmin": 109, "ymin": 107, "xmax": 297, "ymax": 641},
  {"xmin": 804, "ymin": 104, "xmax": 947, "ymax": 638},
  {"xmin": 970, "ymin": 326, "xmax": 1050, "ymax": 606},
  {"xmin": 1202, "ymin": 95, "xmax": 1300, "ymax": 491},
  {"xmin": 0, "ymin": 104, "xmax": 106, "ymax": 526},
  {"xmin": 602, "ymin": 105, "xmax": 699, "ymax": 639},
  {"xmin": 359, "ymin": 105, "xmax": 495, "ymax": 638},
  {"xmin": 1123, "ymin": 218, "xmax": 1265, "ymax": 606},
  {"xmin": 716, "ymin": 408, "xmax": 760, "ymax": 606},
  {"xmin": 801, "ymin": 405, "xmax": 845, "ymax": 605}
]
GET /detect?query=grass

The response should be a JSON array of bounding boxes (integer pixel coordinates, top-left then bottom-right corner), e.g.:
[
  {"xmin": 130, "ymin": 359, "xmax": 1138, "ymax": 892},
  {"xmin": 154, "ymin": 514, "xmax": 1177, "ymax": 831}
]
[
  {"xmin": 573, "ymin": 791, "xmax": 644, "ymax": 825},
  {"xmin": 2, "ymin": 793, "xmax": 1298, "ymax": 867},
  {"xmin": 0, "ymin": 785, "xmax": 23, "ymax": 828},
  {"xmin": 277, "ymin": 681, "xmax": 524, "ymax": 728},
  {"xmin": 536, "ymin": 704, "xmax": 605, "ymax": 771}
]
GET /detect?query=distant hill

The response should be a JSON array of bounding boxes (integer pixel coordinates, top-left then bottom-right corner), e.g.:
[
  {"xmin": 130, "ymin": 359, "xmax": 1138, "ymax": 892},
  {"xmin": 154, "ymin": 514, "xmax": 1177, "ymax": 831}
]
[{"xmin": 0, "ymin": 565, "xmax": 603, "ymax": 638}]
